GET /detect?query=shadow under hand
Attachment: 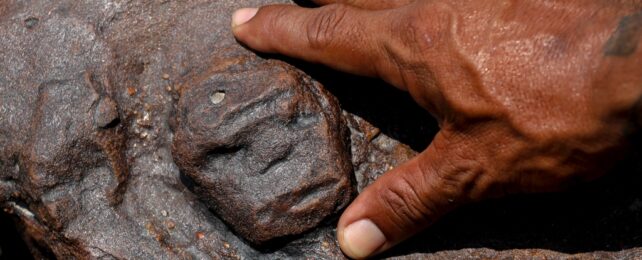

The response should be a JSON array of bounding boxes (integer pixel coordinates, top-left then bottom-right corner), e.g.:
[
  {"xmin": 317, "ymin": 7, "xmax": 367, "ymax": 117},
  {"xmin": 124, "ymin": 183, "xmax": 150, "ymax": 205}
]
[
  {"xmin": 385, "ymin": 148, "xmax": 642, "ymax": 256},
  {"xmin": 291, "ymin": 60, "xmax": 642, "ymax": 256},
  {"xmin": 290, "ymin": 61, "xmax": 439, "ymax": 152},
  {"xmin": 291, "ymin": 0, "xmax": 318, "ymax": 8}
]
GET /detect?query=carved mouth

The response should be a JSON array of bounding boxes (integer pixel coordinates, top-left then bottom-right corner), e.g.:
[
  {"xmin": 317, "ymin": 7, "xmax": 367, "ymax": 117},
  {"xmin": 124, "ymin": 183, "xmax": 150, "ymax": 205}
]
[
  {"xmin": 253, "ymin": 179, "xmax": 338, "ymax": 228},
  {"xmin": 288, "ymin": 180, "xmax": 338, "ymax": 212},
  {"xmin": 256, "ymin": 177, "xmax": 342, "ymax": 219}
]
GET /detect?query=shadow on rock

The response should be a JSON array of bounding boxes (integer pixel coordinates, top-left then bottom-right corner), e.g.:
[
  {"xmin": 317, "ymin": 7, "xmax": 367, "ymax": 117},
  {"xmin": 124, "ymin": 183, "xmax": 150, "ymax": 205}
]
[{"xmin": 283, "ymin": 59, "xmax": 440, "ymax": 152}]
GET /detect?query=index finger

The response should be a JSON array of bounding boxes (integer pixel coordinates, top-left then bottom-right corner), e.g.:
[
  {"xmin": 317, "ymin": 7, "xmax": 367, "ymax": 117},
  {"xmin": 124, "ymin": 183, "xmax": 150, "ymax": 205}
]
[
  {"xmin": 232, "ymin": 4, "xmax": 409, "ymax": 89},
  {"xmin": 310, "ymin": 0, "xmax": 413, "ymax": 10}
]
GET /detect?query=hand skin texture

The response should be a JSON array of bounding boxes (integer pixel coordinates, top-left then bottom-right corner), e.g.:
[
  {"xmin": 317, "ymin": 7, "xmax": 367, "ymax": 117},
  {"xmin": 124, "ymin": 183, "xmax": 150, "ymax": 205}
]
[{"xmin": 231, "ymin": 1, "xmax": 642, "ymax": 258}]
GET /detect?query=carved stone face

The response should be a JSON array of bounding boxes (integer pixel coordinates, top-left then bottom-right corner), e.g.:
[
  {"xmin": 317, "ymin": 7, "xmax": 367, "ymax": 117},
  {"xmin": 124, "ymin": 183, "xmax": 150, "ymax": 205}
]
[
  {"xmin": 171, "ymin": 59, "xmax": 354, "ymax": 245},
  {"xmin": 0, "ymin": 13, "xmax": 127, "ymax": 232}
]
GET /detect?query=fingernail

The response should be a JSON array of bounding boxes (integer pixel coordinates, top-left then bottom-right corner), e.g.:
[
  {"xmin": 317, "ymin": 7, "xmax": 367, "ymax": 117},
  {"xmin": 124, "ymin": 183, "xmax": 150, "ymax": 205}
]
[
  {"xmin": 232, "ymin": 8, "xmax": 258, "ymax": 27},
  {"xmin": 342, "ymin": 219, "xmax": 386, "ymax": 259}
]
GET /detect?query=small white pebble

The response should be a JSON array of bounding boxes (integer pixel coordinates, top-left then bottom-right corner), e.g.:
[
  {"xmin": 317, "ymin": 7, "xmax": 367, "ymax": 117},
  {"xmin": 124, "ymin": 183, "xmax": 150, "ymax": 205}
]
[{"xmin": 210, "ymin": 91, "xmax": 225, "ymax": 104}]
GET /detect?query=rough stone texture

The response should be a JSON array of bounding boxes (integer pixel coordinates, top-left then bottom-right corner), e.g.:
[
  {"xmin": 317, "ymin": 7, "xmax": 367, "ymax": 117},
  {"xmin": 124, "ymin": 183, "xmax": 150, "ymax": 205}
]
[
  {"xmin": 172, "ymin": 59, "xmax": 354, "ymax": 245},
  {"xmin": 0, "ymin": 0, "xmax": 640, "ymax": 259}
]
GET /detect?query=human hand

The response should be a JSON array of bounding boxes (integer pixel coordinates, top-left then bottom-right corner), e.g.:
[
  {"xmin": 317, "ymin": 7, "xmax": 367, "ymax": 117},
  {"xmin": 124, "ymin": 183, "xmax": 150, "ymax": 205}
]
[{"xmin": 231, "ymin": 1, "xmax": 642, "ymax": 258}]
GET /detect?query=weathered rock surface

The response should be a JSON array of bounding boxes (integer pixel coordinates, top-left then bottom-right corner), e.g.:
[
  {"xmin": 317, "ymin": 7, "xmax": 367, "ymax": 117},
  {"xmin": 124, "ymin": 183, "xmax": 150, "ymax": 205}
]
[
  {"xmin": 172, "ymin": 59, "xmax": 354, "ymax": 245},
  {"xmin": 0, "ymin": 0, "xmax": 640, "ymax": 259}
]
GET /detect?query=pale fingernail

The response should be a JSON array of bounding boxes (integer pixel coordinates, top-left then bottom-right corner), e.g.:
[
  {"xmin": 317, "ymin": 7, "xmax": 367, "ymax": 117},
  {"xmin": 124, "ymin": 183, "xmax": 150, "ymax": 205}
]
[
  {"xmin": 341, "ymin": 219, "xmax": 386, "ymax": 259},
  {"xmin": 232, "ymin": 8, "xmax": 258, "ymax": 27}
]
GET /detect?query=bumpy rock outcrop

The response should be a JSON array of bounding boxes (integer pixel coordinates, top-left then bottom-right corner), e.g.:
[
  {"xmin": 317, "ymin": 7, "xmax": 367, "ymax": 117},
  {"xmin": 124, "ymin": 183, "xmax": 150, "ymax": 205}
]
[
  {"xmin": 0, "ymin": 0, "xmax": 400, "ymax": 258},
  {"xmin": 0, "ymin": 0, "xmax": 641, "ymax": 259}
]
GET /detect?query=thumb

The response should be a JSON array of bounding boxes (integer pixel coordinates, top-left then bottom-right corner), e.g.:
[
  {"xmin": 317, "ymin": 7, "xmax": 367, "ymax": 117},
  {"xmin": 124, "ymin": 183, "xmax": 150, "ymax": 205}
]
[{"xmin": 337, "ymin": 131, "xmax": 491, "ymax": 259}]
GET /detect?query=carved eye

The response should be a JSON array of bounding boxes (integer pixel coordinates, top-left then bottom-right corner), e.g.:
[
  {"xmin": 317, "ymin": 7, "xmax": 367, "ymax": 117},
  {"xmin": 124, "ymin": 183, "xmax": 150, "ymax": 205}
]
[
  {"xmin": 24, "ymin": 17, "xmax": 39, "ymax": 29},
  {"xmin": 210, "ymin": 90, "xmax": 225, "ymax": 105}
]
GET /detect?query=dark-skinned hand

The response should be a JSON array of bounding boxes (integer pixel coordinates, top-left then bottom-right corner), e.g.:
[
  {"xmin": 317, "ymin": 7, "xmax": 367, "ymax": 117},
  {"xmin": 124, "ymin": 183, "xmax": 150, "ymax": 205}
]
[{"xmin": 231, "ymin": 1, "xmax": 642, "ymax": 258}]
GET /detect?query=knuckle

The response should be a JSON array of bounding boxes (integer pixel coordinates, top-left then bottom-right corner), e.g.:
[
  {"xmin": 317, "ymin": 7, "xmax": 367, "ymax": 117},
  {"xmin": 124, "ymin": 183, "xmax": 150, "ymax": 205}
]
[
  {"xmin": 267, "ymin": 7, "xmax": 292, "ymax": 31},
  {"xmin": 429, "ymin": 135, "xmax": 492, "ymax": 201},
  {"xmin": 393, "ymin": 3, "xmax": 453, "ymax": 52},
  {"xmin": 260, "ymin": 6, "xmax": 292, "ymax": 42},
  {"xmin": 432, "ymin": 163, "xmax": 478, "ymax": 201},
  {"xmin": 378, "ymin": 176, "xmax": 435, "ymax": 229},
  {"xmin": 306, "ymin": 4, "xmax": 349, "ymax": 49},
  {"xmin": 397, "ymin": 16, "xmax": 428, "ymax": 51}
]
